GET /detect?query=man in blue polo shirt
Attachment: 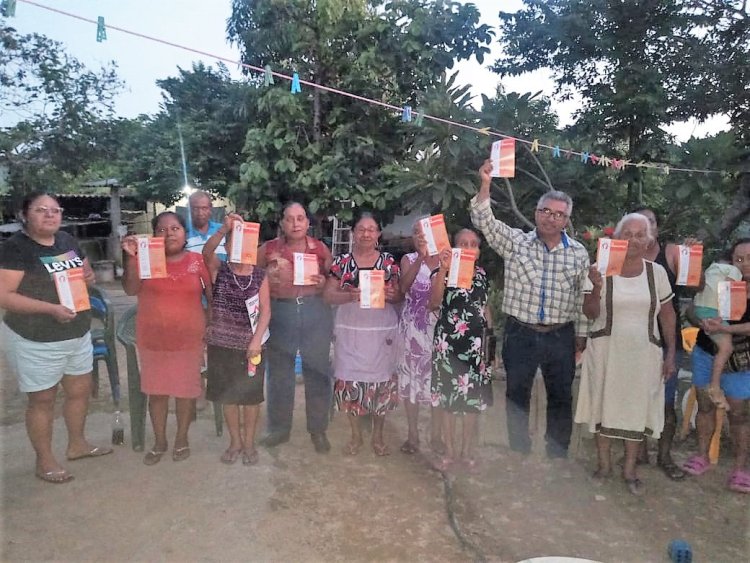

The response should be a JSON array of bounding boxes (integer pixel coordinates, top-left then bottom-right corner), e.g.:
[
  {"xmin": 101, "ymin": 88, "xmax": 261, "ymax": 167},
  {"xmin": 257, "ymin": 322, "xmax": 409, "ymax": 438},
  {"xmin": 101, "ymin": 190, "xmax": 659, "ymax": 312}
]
[{"xmin": 186, "ymin": 191, "xmax": 227, "ymax": 260}]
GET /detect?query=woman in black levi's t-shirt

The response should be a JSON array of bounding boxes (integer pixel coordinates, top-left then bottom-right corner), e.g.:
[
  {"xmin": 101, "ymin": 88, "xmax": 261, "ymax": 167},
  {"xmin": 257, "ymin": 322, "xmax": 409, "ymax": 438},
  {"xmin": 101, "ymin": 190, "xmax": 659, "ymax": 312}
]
[{"xmin": 0, "ymin": 192, "xmax": 112, "ymax": 484}]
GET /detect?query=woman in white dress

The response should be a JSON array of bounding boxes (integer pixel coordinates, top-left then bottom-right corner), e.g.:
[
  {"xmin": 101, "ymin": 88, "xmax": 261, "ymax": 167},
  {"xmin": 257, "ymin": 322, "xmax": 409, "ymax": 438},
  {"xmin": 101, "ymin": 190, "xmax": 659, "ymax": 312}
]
[{"xmin": 575, "ymin": 213, "xmax": 677, "ymax": 495}]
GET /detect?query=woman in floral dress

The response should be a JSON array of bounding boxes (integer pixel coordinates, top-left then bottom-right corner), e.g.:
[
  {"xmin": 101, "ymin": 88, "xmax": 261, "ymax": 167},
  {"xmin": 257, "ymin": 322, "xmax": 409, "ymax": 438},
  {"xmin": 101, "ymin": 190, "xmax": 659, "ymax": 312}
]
[
  {"xmin": 430, "ymin": 228, "xmax": 491, "ymax": 471},
  {"xmin": 324, "ymin": 212, "xmax": 402, "ymax": 456},
  {"xmin": 397, "ymin": 219, "xmax": 442, "ymax": 455}
]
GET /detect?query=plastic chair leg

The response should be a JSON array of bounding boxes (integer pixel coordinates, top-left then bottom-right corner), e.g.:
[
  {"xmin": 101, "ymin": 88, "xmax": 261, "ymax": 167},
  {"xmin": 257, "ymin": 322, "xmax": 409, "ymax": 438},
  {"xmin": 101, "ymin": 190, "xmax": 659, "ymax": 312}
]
[
  {"xmin": 91, "ymin": 361, "xmax": 101, "ymax": 399},
  {"xmin": 680, "ymin": 386, "xmax": 697, "ymax": 441},
  {"xmin": 709, "ymin": 407, "xmax": 724, "ymax": 465},
  {"xmin": 125, "ymin": 347, "xmax": 147, "ymax": 452},
  {"xmin": 213, "ymin": 401, "xmax": 223, "ymax": 436},
  {"xmin": 105, "ymin": 354, "xmax": 121, "ymax": 405}
]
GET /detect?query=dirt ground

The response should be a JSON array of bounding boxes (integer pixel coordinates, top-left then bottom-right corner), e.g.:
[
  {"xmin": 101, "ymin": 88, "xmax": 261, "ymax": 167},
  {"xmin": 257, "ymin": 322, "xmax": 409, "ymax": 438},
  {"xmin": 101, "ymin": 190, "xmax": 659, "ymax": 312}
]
[{"xmin": 1, "ymin": 284, "xmax": 748, "ymax": 562}]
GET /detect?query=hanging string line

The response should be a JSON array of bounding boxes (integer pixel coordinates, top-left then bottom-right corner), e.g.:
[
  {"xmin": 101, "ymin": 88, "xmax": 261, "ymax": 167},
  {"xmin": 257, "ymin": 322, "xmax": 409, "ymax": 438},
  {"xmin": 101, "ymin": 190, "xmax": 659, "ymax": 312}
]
[{"xmin": 17, "ymin": 0, "xmax": 726, "ymax": 176}]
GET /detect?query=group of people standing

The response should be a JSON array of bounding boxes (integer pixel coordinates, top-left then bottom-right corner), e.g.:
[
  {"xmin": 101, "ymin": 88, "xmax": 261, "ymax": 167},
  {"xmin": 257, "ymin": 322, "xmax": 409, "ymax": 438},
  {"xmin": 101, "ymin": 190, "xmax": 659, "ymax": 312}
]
[{"xmin": 2, "ymin": 168, "xmax": 749, "ymax": 495}]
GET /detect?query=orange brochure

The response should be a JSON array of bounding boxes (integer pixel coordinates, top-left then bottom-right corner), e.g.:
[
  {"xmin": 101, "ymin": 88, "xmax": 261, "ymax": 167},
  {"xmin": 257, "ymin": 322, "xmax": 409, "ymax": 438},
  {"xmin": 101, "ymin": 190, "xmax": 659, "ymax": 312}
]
[
  {"xmin": 293, "ymin": 252, "xmax": 319, "ymax": 286},
  {"xmin": 418, "ymin": 214, "xmax": 451, "ymax": 257},
  {"xmin": 491, "ymin": 138, "xmax": 516, "ymax": 178},
  {"xmin": 359, "ymin": 270, "xmax": 385, "ymax": 309},
  {"xmin": 718, "ymin": 281, "xmax": 747, "ymax": 321},
  {"xmin": 447, "ymin": 248, "xmax": 477, "ymax": 289},
  {"xmin": 136, "ymin": 236, "xmax": 167, "ymax": 279},
  {"xmin": 53, "ymin": 267, "xmax": 90, "ymax": 312},
  {"xmin": 676, "ymin": 244, "xmax": 703, "ymax": 286},
  {"xmin": 596, "ymin": 238, "xmax": 628, "ymax": 277},
  {"xmin": 229, "ymin": 221, "xmax": 260, "ymax": 265}
]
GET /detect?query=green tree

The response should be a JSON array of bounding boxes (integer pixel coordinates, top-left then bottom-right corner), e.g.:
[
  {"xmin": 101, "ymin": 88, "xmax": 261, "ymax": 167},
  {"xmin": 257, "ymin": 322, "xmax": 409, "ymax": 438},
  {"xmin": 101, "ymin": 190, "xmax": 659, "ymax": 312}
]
[
  {"xmin": 0, "ymin": 22, "xmax": 122, "ymax": 195},
  {"xmin": 226, "ymin": 0, "xmax": 493, "ymax": 220}
]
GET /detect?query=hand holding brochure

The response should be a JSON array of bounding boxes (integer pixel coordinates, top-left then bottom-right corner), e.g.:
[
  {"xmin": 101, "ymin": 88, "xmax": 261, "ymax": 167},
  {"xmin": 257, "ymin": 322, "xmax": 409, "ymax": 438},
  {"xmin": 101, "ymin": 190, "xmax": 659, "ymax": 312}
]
[
  {"xmin": 293, "ymin": 253, "xmax": 319, "ymax": 286},
  {"xmin": 137, "ymin": 236, "xmax": 167, "ymax": 279},
  {"xmin": 596, "ymin": 238, "xmax": 628, "ymax": 277},
  {"xmin": 359, "ymin": 270, "xmax": 385, "ymax": 309},
  {"xmin": 418, "ymin": 214, "xmax": 451, "ymax": 257},
  {"xmin": 230, "ymin": 221, "xmax": 260, "ymax": 265},
  {"xmin": 676, "ymin": 244, "xmax": 703, "ymax": 287},
  {"xmin": 447, "ymin": 248, "xmax": 478, "ymax": 289},
  {"xmin": 718, "ymin": 281, "xmax": 747, "ymax": 321},
  {"xmin": 53, "ymin": 268, "xmax": 90, "ymax": 312}
]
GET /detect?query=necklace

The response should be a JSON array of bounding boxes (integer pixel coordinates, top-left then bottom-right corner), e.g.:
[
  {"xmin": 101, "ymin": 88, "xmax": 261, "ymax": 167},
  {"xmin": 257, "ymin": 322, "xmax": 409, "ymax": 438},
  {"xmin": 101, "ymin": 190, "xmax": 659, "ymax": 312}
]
[{"xmin": 231, "ymin": 267, "xmax": 253, "ymax": 291}]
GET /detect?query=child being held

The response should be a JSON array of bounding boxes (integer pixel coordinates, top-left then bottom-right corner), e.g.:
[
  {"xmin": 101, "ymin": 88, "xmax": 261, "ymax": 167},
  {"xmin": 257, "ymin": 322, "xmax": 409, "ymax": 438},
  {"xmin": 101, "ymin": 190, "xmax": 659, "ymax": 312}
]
[{"xmin": 693, "ymin": 259, "xmax": 743, "ymax": 410}]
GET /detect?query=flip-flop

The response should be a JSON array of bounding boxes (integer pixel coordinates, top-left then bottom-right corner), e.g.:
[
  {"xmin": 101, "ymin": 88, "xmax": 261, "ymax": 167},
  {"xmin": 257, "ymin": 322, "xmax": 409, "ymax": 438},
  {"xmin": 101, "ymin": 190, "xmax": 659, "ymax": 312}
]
[
  {"xmin": 221, "ymin": 448, "xmax": 242, "ymax": 465},
  {"xmin": 172, "ymin": 446, "xmax": 191, "ymax": 462},
  {"xmin": 624, "ymin": 477, "xmax": 644, "ymax": 496},
  {"xmin": 67, "ymin": 445, "xmax": 113, "ymax": 461},
  {"xmin": 143, "ymin": 449, "xmax": 166, "ymax": 466},
  {"xmin": 35, "ymin": 469, "xmax": 74, "ymax": 484},
  {"xmin": 682, "ymin": 454, "xmax": 711, "ymax": 476},
  {"xmin": 372, "ymin": 443, "xmax": 391, "ymax": 456},
  {"xmin": 343, "ymin": 441, "xmax": 362, "ymax": 456},
  {"xmin": 242, "ymin": 449, "xmax": 259, "ymax": 466},
  {"xmin": 658, "ymin": 461, "xmax": 687, "ymax": 481},
  {"xmin": 727, "ymin": 469, "xmax": 750, "ymax": 494},
  {"xmin": 399, "ymin": 440, "xmax": 420, "ymax": 455}
]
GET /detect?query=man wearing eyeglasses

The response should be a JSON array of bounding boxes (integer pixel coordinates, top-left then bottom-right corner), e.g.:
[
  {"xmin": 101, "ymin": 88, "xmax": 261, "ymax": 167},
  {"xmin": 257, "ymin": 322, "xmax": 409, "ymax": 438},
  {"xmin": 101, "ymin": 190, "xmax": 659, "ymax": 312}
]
[
  {"xmin": 186, "ymin": 191, "xmax": 226, "ymax": 261},
  {"xmin": 470, "ymin": 159, "xmax": 591, "ymax": 459}
]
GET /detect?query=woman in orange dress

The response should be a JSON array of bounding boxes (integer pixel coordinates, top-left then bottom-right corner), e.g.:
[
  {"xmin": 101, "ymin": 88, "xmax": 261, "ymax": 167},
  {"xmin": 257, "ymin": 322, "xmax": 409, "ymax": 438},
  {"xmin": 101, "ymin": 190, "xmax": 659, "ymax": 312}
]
[{"xmin": 121, "ymin": 212, "xmax": 212, "ymax": 465}]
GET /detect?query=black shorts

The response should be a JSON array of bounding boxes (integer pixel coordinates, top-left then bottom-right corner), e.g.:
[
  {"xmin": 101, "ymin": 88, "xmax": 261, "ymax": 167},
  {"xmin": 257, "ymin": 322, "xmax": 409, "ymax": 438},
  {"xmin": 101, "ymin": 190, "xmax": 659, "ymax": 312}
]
[{"xmin": 206, "ymin": 345, "xmax": 265, "ymax": 405}]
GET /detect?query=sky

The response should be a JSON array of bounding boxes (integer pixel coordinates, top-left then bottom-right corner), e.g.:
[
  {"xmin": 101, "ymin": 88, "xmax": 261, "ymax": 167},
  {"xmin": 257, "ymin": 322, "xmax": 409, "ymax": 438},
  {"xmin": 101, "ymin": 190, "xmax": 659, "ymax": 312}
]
[{"xmin": 3, "ymin": 0, "xmax": 728, "ymax": 140}]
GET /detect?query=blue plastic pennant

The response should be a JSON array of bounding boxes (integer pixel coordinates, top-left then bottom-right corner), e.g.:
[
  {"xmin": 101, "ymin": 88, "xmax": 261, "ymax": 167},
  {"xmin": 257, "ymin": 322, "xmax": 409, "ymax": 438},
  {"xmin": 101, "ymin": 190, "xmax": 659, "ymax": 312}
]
[
  {"xmin": 290, "ymin": 72, "xmax": 301, "ymax": 94},
  {"xmin": 96, "ymin": 16, "xmax": 107, "ymax": 42},
  {"xmin": 580, "ymin": 151, "xmax": 590, "ymax": 164},
  {"xmin": 414, "ymin": 108, "xmax": 424, "ymax": 126},
  {"xmin": 552, "ymin": 145, "xmax": 561, "ymax": 158},
  {"xmin": 401, "ymin": 105, "xmax": 412, "ymax": 122}
]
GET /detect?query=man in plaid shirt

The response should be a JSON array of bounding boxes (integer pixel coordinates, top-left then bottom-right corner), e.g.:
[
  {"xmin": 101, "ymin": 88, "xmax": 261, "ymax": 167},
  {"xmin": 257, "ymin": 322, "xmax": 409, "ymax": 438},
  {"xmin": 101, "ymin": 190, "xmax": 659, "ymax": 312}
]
[{"xmin": 471, "ymin": 160, "xmax": 591, "ymax": 458}]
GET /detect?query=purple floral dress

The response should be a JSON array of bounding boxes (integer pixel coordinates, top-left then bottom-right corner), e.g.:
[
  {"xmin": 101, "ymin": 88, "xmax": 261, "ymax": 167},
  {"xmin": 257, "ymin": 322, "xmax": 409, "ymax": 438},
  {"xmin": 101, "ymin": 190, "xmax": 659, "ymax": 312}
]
[
  {"xmin": 432, "ymin": 267, "xmax": 491, "ymax": 413},
  {"xmin": 397, "ymin": 253, "xmax": 438, "ymax": 405}
]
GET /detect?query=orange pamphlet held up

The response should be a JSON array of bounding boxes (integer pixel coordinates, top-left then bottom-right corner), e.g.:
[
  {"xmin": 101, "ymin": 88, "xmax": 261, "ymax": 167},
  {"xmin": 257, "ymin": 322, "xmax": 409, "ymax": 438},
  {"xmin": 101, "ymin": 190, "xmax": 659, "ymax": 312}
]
[
  {"xmin": 293, "ymin": 253, "xmax": 319, "ymax": 286},
  {"xmin": 718, "ymin": 281, "xmax": 747, "ymax": 321},
  {"xmin": 676, "ymin": 244, "xmax": 703, "ymax": 287},
  {"xmin": 447, "ymin": 248, "xmax": 477, "ymax": 289},
  {"xmin": 359, "ymin": 270, "xmax": 385, "ymax": 309},
  {"xmin": 137, "ymin": 236, "xmax": 167, "ymax": 279},
  {"xmin": 53, "ymin": 268, "xmax": 90, "ymax": 312},
  {"xmin": 491, "ymin": 138, "xmax": 516, "ymax": 178},
  {"xmin": 229, "ymin": 221, "xmax": 260, "ymax": 265},
  {"xmin": 418, "ymin": 214, "xmax": 451, "ymax": 257},
  {"xmin": 596, "ymin": 238, "xmax": 628, "ymax": 277}
]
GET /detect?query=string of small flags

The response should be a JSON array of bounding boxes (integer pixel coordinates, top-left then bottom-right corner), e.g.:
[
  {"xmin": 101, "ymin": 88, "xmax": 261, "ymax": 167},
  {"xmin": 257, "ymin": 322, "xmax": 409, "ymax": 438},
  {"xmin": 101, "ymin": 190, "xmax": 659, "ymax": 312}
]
[{"xmin": 14, "ymin": 0, "xmax": 726, "ymax": 177}]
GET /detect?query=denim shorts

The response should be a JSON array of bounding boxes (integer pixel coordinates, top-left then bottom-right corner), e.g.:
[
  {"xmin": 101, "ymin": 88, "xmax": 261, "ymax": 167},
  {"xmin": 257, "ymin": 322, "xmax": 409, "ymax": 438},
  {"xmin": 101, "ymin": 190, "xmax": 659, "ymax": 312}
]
[
  {"xmin": 2, "ymin": 323, "xmax": 92, "ymax": 392},
  {"xmin": 692, "ymin": 344, "xmax": 750, "ymax": 400}
]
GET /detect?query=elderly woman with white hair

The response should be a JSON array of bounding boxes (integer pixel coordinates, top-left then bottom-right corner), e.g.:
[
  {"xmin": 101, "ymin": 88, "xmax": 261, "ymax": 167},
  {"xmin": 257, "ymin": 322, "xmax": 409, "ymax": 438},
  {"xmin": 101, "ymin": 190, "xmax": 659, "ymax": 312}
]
[{"xmin": 575, "ymin": 212, "xmax": 677, "ymax": 495}]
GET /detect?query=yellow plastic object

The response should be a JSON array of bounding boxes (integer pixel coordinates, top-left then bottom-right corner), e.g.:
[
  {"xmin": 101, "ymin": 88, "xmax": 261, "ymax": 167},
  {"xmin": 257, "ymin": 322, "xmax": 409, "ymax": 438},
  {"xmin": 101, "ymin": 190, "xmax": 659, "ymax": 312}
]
[
  {"xmin": 682, "ymin": 326, "xmax": 699, "ymax": 353},
  {"xmin": 250, "ymin": 354, "xmax": 262, "ymax": 366}
]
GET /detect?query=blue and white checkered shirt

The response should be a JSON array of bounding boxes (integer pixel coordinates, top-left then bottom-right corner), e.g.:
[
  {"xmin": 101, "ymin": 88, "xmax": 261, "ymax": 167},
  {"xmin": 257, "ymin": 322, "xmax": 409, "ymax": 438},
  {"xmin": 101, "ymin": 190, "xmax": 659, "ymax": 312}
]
[{"xmin": 470, "ymin": 196, "xmax": 591, "ymax": 337}]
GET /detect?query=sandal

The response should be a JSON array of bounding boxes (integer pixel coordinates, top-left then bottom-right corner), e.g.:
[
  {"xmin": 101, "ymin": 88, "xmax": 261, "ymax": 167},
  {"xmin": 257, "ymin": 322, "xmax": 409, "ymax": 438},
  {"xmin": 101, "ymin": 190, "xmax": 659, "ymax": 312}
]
[
  {"xmin": 67, "ymin": 445, "xmax": 113, "ymax": 461},
  {"xmin": 372, "ymin": 442, "xmax": 391, "ymax": 456},
  {"xmin": 220, "ymin": 448, "xmax": 242, "ymax": 465},
  {"xmin": 143, "ymin": 449, "xmax": 166, "ymax": 466},
  {"xmin": 343, "ymin": 440, "xmax": 362, "ymax": 456},
  {"xmin": 172, "ymin": 446, "xmax": 191, "ymax": 462},
  {"xmin": 242, "ymin": 449, "xmax": 259, "ymax": 466},
  {"xmin": 431, "ymin": 456, "xmax": 455, "ymax": 472},
  {"xmin": 727, "ymin": 469, "xmax": 750, "ymax": 494},
  {"xmin": 399, "ymin": 440, "xmax": 420, "ymax": 455},
  {"xmin": 682, "ymin": 454, "xmax": 712, "ymax": 476},
  {"xmin": 624, "ymin": 477, "xmax": 645, "ymax": 496},
  {"xmin": 35, "ymin": 469, "xmax": 74, "ymax": 484},
  {"xmin": 658, "ymin": 460, "xmax": 687, "ymax": 481}
]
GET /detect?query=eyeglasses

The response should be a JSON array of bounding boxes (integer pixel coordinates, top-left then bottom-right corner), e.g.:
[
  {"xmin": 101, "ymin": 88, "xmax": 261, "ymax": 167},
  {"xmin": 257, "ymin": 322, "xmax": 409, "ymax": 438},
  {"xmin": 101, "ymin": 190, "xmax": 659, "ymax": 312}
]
[
  {"xmin": 536, "ymin": 208, "xmax": 568, "ymax": 221},
  {"xmin": 155, "ymin": 226, "xmax": 183, "ymax": 234},
  {"xmin": 31, "ymin": 206, "xmax": 64, "ymax": 215}
]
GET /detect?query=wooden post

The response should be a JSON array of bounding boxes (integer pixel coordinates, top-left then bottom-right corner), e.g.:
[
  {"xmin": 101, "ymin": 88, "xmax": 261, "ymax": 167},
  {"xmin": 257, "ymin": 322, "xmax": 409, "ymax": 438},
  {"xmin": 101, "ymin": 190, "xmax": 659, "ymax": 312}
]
[{"xmin": 109, "ymin": 183, "xmax": 122, "ymax": 268}]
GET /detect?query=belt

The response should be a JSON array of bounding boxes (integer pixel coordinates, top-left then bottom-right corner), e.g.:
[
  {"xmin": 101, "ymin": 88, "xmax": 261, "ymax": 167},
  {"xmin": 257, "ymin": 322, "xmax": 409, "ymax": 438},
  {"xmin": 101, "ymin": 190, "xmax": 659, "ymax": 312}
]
[
  {"xmin": 272, "ymin": 295, "xmax": 320, "ymax": 305},
  {"xmin": 511, "ymin": 317, "xmax": 570, "ymax": 333}
]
